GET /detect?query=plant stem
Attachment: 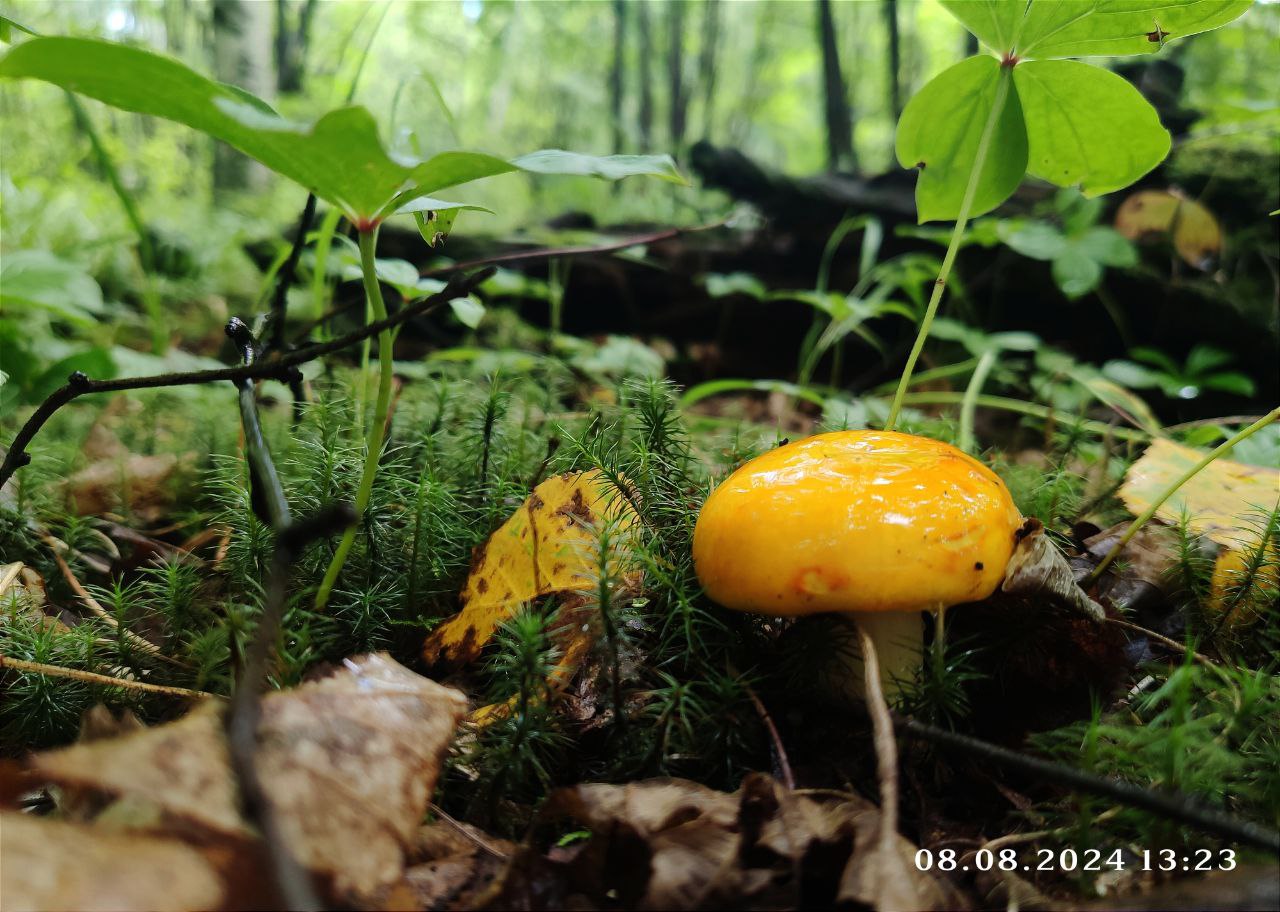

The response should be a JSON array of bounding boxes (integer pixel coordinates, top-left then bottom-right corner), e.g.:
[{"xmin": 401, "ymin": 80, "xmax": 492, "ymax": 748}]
[
  {"xmin": 1087, "ymin": 406, "xmax": 1280, "ymax": 585},
  {"xmin": 885, "ymin": 67, "xmax": 1012, "ymax": 431},
  {"xmin": 309, "ymin": 206, "xmax": 343, "ymax": 330},
  {"xmin": 901, "ymin": 391, "xmax": 1149, "ymax": 442},
  {"xmin": 0, "ymin": 655, "xmax": 213, "ymax": 699},
  {"xmin": 958, "ymin": 348, "xmax": 998, "ymax": 453},
  {"xmin": 315, "ymin": 227, "xmax": 393, "ymax": 610}
]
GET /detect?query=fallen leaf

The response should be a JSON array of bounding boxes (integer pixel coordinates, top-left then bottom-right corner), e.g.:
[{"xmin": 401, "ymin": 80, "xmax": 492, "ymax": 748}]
[
  {"xmin": 0, "ymin": 812, "xmax": 226, "ymax": 912},
  {"xmin": 1207, "ymin": 545, "xmax": 1280, "ymax": 629},
  {"xmin": 65, "ymin": 452, "xmax": 189, "ymax": 521},
  {"xmin": 1115, "ymin": 189, "xmax": 1223, "ymax": 270},
  {"xmin": 28, "ymin": 653, "xmax": 467, "ymax": 905},
  {"xmin": 537, "ymin": 774, "xmax": 954, "ymax": 911},
  {"xmin": 423, "ymin": 469, "xmax": 639, "ymax": 669},
  {"xmin": 1119, "ymin": 438, "xmax": 1279, "ymax": 550},
  {"xmin": 1078, "ymin": 522, "xmax": 1181, "ymax": 613}
]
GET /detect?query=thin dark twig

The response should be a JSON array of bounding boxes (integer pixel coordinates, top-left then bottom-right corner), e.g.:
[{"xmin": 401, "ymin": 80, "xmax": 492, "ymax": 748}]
[
  {"xmin": 267, "ymin": 193, "xmax": 318, "ymax": 354},
  {"xmin": 893, "ymin": 714, "xmax": 1280, "ymax": 853},
  {"xmin": 227, "ymin": 319, "xmax": 293, "ymax": 530},
  {"xmin": 264, "ymin": 193, "xmax": 318, "ymax": 422},
  {"xmin": 224, "ymin": 503, "xmax": 356, "ymax": 912},
  {"xmin": 0, "ymin": 269, "xmax": 494, "ymax": 489}
]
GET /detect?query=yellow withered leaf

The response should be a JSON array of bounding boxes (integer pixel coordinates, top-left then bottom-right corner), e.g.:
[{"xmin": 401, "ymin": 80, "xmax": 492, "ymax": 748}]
[
  {"xmin": 423, "ymin": 470, "xmax": 638, "ymax": 668},
  {"xmin": 1119, "ymin": 438, "xmax": 1279, "ymax": 549}
]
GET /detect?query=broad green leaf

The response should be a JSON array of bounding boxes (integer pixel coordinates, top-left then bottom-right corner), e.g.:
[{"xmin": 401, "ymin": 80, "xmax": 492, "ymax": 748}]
[
  {"xmin": 939, "ymin": 0, "xmax": 1023, "ymax": 54},
  {"xmin": 896, "ymin": 56, "xmax": 1027, "ymax": 223},
  {"xmin": 1185, "ymin": 344, "xmax": 1233, "ymax": 376},
  {"xmin": 0, "ymin": 37, "xmax": 508, "ymax": 220},
  {"xmin": 1203, "ymin": 373, "xmax": 1256, "ymax": 397},
  {"xmin": 1052, "ymin": 245, "xmax": 1103, "ymax": 297},
  {"xmin": 511, "ymin": 150, "xmax": 686, "ymax": 184},
  {"xmin": 0, "ymin": 38, "xmax": 678, "ymax": 222},
  {"xmin": 1074, "ymin": 226, "xmax": 1137, "ymax": 267},
  {"xmin": 1102, "ymin": 359, "xmax": 1162, "ymax": 389},
  {"xmin": 704, "ymin": 272, "xmax": 768, "ymax": 300},
  {"xmin": 0, "ymin": 251, "xmax": 104, "ymax": 324},
  {"xmin": 1000, "ymin": 221, "xmax": 1068, "ymax": 260},
  {"xmin": 448, "ymin": 296, "xmax": 485, "ymax": 329},
  {"xmin": 26, "ymin": 348, "xmax": 117, "ymax": 403},
  {"xmin": 1018, "ymin": 0, "xmax": 1252, "ymax": 60},
  {"xmin": 1014, "ymin": 60, "xmax": 1169, "ymax": 197}
]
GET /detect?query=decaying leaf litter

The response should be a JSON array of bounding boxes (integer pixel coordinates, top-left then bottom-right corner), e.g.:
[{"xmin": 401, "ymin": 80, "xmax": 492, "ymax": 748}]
[{"xmin": 2, "ymin": 1, "xmax": 1280, "ymax": 910}]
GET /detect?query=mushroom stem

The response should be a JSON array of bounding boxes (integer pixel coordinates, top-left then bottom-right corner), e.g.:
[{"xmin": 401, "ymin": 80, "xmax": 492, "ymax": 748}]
[{"xmin": 843, "ymin": 610, "xmax": 924, "ymax": 702}]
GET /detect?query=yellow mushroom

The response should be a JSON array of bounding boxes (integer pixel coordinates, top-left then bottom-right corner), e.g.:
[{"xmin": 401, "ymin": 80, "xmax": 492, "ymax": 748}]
[{"xmin": 692, "ymin": 430, "xmax": 1024, "ymax": 698}]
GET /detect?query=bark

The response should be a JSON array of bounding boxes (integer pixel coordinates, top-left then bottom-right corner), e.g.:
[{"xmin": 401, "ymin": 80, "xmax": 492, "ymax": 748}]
[
  {"xmin": 697, "ymin": 0, "xmax": 721, "ymax": 139},
  {"xmin": 275, "ymin": 0, "xmax": 318, "ymax": 94},
  {"xmin": 610, "ymin": 0, "xmax": 627, "ymax": 153},
  {"xmin": 636, "ymin": 0, "xmax": 654, "ymax": 151},
  {"xmin": 884, "ymin": 0, "xmax": 901, "ymax": 119},
  {"xmin": 667, "ymin": 0, "xmax": 688, "ymax": 152},
  {"xmin": 817, "ymin": 0, "xmax": 856, "ymax": 173},
  {"xmin": 213, "ymin": 0, "xmax": 274, "ymax": 193}
]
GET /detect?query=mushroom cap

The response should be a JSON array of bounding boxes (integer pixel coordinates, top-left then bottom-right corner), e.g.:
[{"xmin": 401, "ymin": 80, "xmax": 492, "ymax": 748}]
[{"xmin": 693, "ymin": 430, "xmax": 1023, "ymax": 616}]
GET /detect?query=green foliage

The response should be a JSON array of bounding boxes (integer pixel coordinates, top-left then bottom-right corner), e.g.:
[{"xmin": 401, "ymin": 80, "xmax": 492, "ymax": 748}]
[
  {"xmin": 0, "ymin": 38, "xmax": 683, "ymax": 223},
  {"xmin": 899, "ymin": 0, "xmax": 1249, "ymax": 222},
  {"xmin": 1103, "ymin": 345, "xmax": 1258, "ymax": 401}
]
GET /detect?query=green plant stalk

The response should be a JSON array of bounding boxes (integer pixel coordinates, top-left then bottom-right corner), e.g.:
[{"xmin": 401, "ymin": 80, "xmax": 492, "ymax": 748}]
[
  {"xmin": 1087, "ymin": 406, "xmax": 1280, "ymax": 585},
  {"xmin": 885, "ymin": 67, "xmax": 1013, "ymax": 431},
  {"xmin": 310, "ymin": 206, "xmax": 343, "ymax": 330},
  {"xmin": 958, "ymin": 348, "xmax": 998, "ymax": 453},
  {"xmin": 871, "ymin": 357, "xmax": 979, "ymax": 394},
  {"xmin": 315, "ymin": 227, "xmax": 393, "ymax": 610},
  {"xmin": 901, "ymin": 391, "xmax": 1149, "ymax": 443}
]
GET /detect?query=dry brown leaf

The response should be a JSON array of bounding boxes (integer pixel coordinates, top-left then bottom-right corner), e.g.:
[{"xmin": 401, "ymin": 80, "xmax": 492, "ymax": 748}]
[
  {"xmin": 541, "ymin": 774, "xmax": 954, "ymax": 911},
  {"xmin": 65, "ymin": 452, "xmax": 188, "ymax": 520},
  {"xmin": 1080, "ymin": 522, "xmax": 1182, "ymax": 613},
  {"xmin": 0, "ymin": 812, "xmax": 225, "ymax": 912},
  {"xmin": 29, "ymin": 653, "xmax": 468, "ymax": 905},
  {"xmin": 1119, "ymin": 438, "xmax": 1279, "ymax": 550},
  {"xmin": 423, "ymin": 470, "xmax": 639, "ymax": 670},
  {"xmin": 1114, "ymin": 189, "xmax": 1223, "ymax": 270}
]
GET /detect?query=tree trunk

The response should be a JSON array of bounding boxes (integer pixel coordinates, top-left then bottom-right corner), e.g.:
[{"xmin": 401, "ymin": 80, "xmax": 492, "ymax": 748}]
[
  {"xmin": 610, "ymin": 0, "xmax": 627, "ymax": 153},
  {"xmin": 697, "ymin": 0, "xmax": 721, "ymax": 139},
  {"xmin": 817, "ymin": 0, "xmax": 856, "ymax": 173},
  {"xmin": 275, "ymin": 0, "xmax": 318, "ymax": 94},
  {"xmin": 884, "ymin": 0, "xmax": 901, "ymax": 119},
  {"xmin": 667, "ymin": 0, "xmax": 688, "ymax": 152},
  {"xmin": 212, "ymin": 0, "xmax": 274, "ymax": 194},
  {"xmin": 965, "ymin": 31, "xmax": 979, "ymax": 56},
  {"xmin": 637, "ymin": 0, "xmax": 654, "ymax": 151}
]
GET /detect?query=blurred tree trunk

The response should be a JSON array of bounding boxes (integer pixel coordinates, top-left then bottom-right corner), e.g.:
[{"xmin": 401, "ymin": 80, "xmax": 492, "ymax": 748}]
[
  {"xmin": 275, "ymin": 0, "xmax": 318, "ymax": 94},
  {"xmin": 884, "ymin": 0, "xmax": 901, "ymax": 119},
  {"xmin": 610, "ymin": 0, "xmax": 627, "ymax": 153},
  {"xmin": 965, "ymin": 31, "xmax": 979, "ymax": 56},
  {"xmin": 637, "ymin": 0, "xmax": 654, "ymax": 151},
  {"xmin": 817, "ymin": 0, "xmax": 856, "ymax": 173},
  {"xmin": 212, "ymin": 0, "xmax": 274, "ymax": 194},
  {"xmin": 667, "ymin": 0, "xmax": 688, "ymax": 153},
  {"xmin": 697, "ymin": 0, "xmax": 720, "ymax": 139},
  {"xmin": 730, "ymin": 1, "xmax": 774, "ymax": 146}
]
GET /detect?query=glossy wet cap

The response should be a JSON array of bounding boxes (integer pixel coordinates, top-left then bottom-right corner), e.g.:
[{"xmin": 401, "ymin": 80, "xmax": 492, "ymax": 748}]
[{"xmin": 693, "ymin": 430, "xmax": 1023, "ymax": 616}]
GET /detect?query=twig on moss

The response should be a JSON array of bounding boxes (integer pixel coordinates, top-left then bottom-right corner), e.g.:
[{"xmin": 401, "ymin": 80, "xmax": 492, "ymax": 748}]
[
  {"xmin": 42, "ymin": 535, "xmax": 189, "ymax": 668},
  {"xmin": 893, "ymin": 713, "xmax": 1280, "ymax": 852},
  {"xmin": 0, "ymin": 269, "xmax": 493, "ymax": 490},
  {"xmin": 1106, "ymin": 617, "xmax": 1217, "ymax": 669},
  {"xmin": 0, "ymin": 655, "xmax": 213, "ymax": 699}
]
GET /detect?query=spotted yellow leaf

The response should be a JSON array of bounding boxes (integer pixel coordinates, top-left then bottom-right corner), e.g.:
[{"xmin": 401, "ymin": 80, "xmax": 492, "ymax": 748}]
[
  {"xmin": 422, "ymin": 470, "xmax": 638, "ymax": 669},
  {"xmin": 1120, "ymin": 438, "xmax": 1279, "ymax": 549}
]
